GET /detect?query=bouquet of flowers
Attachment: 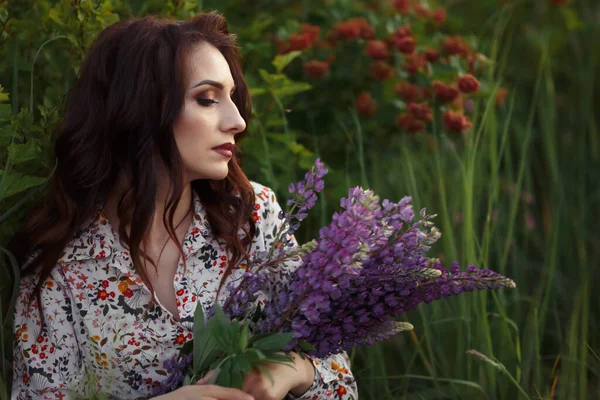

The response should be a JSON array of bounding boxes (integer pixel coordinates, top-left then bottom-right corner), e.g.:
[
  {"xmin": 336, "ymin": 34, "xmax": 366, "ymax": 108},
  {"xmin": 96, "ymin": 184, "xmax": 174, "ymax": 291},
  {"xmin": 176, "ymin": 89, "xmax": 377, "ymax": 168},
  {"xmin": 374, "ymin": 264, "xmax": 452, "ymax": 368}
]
[{"xmin": 154, "ymin": 159, "xmax": 516, "ymax": 393}]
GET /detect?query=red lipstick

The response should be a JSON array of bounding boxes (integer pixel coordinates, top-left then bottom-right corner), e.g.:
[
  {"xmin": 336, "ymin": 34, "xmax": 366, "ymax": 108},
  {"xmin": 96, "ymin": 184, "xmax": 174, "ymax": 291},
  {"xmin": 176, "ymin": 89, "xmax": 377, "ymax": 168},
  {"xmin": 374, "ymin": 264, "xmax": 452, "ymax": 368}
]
[{"xmin": 212, "ymin": 142, "xmax": 235, "ymax": 158}]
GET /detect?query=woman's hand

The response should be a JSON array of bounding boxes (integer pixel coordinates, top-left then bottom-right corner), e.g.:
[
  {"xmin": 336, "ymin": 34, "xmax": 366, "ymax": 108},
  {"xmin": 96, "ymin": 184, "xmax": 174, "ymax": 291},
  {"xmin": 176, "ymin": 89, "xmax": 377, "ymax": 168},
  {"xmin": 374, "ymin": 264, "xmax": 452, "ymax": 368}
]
[
  {"xmin": 242, "ymin": 352, "xmax": 316, "ymax": 400},
  {"xmin": 154, "ymin": 372, "xmax": 255, "ymax": 400}
]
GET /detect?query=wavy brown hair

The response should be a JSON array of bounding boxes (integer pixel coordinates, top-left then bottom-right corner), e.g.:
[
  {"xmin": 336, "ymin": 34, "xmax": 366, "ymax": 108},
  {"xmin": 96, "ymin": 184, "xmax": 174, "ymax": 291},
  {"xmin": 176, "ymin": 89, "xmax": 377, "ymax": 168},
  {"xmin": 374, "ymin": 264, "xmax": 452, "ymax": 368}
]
[{"xmin": 7, "ymin": 12, "xmax": 257, "ymax": 326}]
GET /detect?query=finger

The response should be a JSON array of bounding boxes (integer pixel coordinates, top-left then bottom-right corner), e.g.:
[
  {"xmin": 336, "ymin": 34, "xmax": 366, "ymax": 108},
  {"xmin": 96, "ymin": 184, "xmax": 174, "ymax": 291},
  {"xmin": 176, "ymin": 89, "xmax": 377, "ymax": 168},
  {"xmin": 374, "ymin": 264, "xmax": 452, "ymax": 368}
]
[
  {"xmin": 196, "ymin": 385, "xmax": 255, "ymax": 400},
  {"xmin": 195, "ymin": 370, "xmax": 214, "ymax": 385}
]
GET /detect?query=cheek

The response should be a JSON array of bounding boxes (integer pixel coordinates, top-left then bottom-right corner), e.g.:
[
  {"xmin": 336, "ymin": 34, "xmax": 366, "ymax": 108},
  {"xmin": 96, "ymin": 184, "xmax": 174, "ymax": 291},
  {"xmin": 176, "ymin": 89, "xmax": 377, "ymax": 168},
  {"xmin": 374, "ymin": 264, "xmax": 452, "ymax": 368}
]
[{"xmin": 173, "ymin": 107, "xmax": 210, "ymax": 149}]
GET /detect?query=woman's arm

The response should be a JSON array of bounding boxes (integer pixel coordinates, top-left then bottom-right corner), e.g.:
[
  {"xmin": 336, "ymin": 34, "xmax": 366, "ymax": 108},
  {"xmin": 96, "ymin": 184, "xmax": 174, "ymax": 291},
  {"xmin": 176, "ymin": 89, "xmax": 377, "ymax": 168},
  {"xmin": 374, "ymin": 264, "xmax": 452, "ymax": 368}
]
[
  {"xmin": 287, "ymin": 351, "xmax": 357, "ymax": 399},
  {"xmin": 240, "ymin": 350, "xmax": 357, "ymax": 400},
  {"xmin": 11, "ymin": 266, "xmax": 84, "ymax": 400}
]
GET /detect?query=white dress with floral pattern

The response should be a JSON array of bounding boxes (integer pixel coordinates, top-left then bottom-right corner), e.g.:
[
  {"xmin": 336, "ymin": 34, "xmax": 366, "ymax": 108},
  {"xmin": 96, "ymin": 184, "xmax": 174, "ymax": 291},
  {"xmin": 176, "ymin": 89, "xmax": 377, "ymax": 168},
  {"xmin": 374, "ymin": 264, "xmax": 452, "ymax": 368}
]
[{"xmin": 11, "ymin": 182, "xmax": 357, "ymax": 399}]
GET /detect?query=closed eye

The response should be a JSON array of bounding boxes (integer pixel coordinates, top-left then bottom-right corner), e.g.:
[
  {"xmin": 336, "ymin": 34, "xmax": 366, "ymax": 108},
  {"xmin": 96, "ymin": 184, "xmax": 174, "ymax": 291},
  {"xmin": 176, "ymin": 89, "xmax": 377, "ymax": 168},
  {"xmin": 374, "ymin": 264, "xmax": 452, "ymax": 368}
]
[{"xmin": 197, "ymin": 98, "xmax": 218, "ymax": 107}]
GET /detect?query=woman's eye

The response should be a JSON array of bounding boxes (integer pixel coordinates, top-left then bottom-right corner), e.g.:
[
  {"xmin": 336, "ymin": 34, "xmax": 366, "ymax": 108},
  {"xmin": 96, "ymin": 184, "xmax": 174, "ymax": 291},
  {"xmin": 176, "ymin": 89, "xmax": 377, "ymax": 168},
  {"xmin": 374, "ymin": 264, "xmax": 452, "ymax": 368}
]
[{"xmin": 197, "ymin": 98, "xmax": 218, "ymax": 106}]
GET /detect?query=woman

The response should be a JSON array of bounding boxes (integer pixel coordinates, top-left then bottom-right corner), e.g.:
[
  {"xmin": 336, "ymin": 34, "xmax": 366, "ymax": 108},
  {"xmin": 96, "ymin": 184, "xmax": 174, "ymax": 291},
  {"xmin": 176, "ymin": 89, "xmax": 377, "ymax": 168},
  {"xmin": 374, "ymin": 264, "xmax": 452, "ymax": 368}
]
[{"xmin": 8, "ymin": 12, "xmax": 357, "ymax": 400}]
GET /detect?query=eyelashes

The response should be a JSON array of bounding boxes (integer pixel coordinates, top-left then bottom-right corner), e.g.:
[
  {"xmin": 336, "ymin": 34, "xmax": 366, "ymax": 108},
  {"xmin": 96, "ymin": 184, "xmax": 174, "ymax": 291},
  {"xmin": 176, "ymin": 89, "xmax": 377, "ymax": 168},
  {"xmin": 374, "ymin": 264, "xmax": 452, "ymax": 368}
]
[
  {"xmin": 196, "ymin": 98, "xmax": 219, "ymax": 107},
  {"xmin": 195, "ymin": 89, "xmax": 235, "ymax": 107}
]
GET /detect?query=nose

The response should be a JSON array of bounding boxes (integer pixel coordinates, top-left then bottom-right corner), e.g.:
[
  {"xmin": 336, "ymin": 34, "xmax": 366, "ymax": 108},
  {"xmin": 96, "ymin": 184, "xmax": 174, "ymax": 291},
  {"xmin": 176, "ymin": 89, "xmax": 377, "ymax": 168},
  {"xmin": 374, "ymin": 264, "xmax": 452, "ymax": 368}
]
[{"xmin": 221, "ymin": 99, "xmax": 246, "ymax": 136}]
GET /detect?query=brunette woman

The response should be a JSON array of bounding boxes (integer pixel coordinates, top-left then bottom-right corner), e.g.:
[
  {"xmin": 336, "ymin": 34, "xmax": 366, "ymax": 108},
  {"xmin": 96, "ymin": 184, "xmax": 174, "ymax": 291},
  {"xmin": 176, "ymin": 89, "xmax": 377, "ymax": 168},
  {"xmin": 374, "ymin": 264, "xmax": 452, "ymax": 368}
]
[{"xmin": 8, "ymin": 12, "xmax": 356, "ymax": 400}]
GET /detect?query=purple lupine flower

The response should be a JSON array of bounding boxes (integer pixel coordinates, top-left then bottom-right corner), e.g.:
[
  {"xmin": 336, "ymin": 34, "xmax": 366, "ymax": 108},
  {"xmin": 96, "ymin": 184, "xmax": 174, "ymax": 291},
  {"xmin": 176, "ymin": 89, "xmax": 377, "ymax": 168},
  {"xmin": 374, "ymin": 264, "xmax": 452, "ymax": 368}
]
[
  {"xmin": 222, "ymin": 268, "xmax": 269, "ymax": 320},
  {"xmin": 198, "ymin": 167, "xmax": 515, "ymax": 387},
  {"xmin": 222, "ymin": 159, "xmax": 327, "ymax": 318},
  {"xmin": 152, "ymin": 353, "xmax": 193, "ymax": 396},
  {"xmin": 252, "ymin": 188, "xmax": 515, "ymax": 358},
  {"xmin": 283, "ymin": 158, "xmax": 328, "ymax": 239},
  {"xmin": 273, "ymin": 259, "xmax": 513, "ymax": 358}
]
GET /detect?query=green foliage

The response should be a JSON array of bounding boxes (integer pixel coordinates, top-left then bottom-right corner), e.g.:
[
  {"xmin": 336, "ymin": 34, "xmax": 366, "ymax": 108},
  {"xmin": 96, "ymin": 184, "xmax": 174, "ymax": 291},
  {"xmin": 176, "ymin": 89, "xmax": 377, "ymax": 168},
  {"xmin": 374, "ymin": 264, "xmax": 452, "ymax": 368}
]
[
  {"xmin": 182, "ymin": 302, "xmax": 294, "ymax": 389},
  {"xmin": 0, "ymin": 0, "xmax": 598, "ymax": 399}
]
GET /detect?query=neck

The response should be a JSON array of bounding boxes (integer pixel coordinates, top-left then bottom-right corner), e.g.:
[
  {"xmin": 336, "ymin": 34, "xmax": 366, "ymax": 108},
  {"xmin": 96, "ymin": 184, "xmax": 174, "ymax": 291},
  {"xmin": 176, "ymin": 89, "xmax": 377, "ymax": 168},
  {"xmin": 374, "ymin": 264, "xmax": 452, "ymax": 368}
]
[{"xmin": 147, "ymin": 183, "xmax": 193, "ymax": 247}]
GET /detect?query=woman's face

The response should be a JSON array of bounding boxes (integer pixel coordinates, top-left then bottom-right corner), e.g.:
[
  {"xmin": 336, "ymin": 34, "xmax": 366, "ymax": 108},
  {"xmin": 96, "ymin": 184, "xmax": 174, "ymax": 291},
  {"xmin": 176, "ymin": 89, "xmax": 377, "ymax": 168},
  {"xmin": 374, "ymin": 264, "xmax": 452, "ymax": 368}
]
[{"xmin": 172, "ymin": 42, "xmax": 246, "ymax": 182}]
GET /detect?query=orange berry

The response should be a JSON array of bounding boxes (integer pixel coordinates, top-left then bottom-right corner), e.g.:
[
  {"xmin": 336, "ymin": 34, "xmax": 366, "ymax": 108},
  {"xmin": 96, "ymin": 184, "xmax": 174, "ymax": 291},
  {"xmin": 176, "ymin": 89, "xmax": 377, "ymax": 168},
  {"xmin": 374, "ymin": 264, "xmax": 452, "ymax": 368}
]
[
  {"xmin": 433, "ymin": 81, "xmax": 460, "ymax": 102},
  {"xmin": 443, "ymin": 110, "xmax": 473, "ymax": 133},
  {"xmin": 394, "ymin": 82, "xmax": 421, "ymax": 102},
  {"xmin": 365, "ymin": 40, "xmax": 389, "ymax": 60},
  {"xmin": 431, "ymin": 8, "xmax": 447, "ymax": 25},
  {"xmin": 457, "ymin": 74, "xmax": 480, "ymax": 94},
  {"xmin": 303, "ymin": 60, "xmax": 330, "ymax": 78},
  {"xmin": 395, "ymin": 36, "xmax": 416, "ymax": 54},
  {"xmin": 408, "ymin": 102, "xmax": 433, "ymax": 122},
  {"xmin": 355, "ymin": 92, "xmax": 377, "ymax": 117}
]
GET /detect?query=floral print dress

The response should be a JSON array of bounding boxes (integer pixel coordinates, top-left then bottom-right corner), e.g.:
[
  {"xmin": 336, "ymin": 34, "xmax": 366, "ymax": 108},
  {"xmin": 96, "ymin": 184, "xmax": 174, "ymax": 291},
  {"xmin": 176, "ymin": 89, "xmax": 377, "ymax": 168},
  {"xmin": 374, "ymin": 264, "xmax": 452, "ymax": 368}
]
[{"xmin": 11, "ymin": 182, "xmax": 357, "ymax": 400}]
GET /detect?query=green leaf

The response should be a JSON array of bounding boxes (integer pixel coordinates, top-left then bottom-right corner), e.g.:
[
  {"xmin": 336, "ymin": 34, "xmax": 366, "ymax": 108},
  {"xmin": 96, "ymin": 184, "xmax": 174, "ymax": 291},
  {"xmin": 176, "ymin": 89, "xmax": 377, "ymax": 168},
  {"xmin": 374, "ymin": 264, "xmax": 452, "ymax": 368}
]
[
  {"xmin": 245, "ymin": 348, "xmax": 265, "ymax": 364},
  {"xmin": 258, "ymin": 69, "xmax": 312, "ymax": 100},
  {"xmin": 205, "ymin": 348, "xmax": 222, "ymax": 373},
  {"xmin": 103, "ymin": 13, "xmax": 120, "ymax": 26},
  {"xmin": 48, "ymin": 8, "xmax": 65, "ymax": 26},
  {"xmin": 266, "ymin": 116, "xmax": 287, "ymax": 128},
  {"xmin": 207, "ymin": 303, "xmax": 238, "ymax": 355},
  {"xmin": 0, "ymin": 171, "xmax": 46, "ymax": 201},
  {"xmin": 272, "ymin": 50, "xmax": 302, "ymax": 74},
  {"xmin": 288, "ymin": 141, "xmax": 312, "ymax": 157},
  {"xmin": 0, "ymin": 104, "xmax": 12, "ymax": 119},
  {"xmin": 251, "ymin": 332, "xmax": 294, "ymax": 352},
  {"xmin": 298, "ymin": 340, "xmax": 316, "ymax": 351},
  {"xmin": 249, "ymin": 87, "xmax": 267, "ymax": 97},
  {"xmin": 230, "ymin": 364, "xmax": 244, "ymax": 390},
  {"xmin": 193, "ymin": 301, "xmax": 224, "ymax": 372},
  {"xmin": 259, "ymin": 69, "xmax": 275, "ymax": 85},
  {"xmin": 248, "ymin": 332, "xmax": 272, "ymax": 346},
  {"xmin": 231, "ymin": 320, "xmax": 245, "ymax": 353},
  {"xmin": 234, "ymin": 352, "xmax": 252, "ymax": 374},
  {"xmin": 8, "ymin": 142, "xmax": 40, "ymax": 164},
  {"xmin": 264, "ymin": 352, "xmax": 294, "ymax": 365},
  {"xmin": 192, "ymin": 301, "xmax": 206, "ymax": 368},
  {"xmin": 561, "ymin": 7, "xmax": 583, "ymax": 31},
  {"xmin": 217, "ymin": 359, "xmax": 232, "ymax": 388},
  {"xmin": 239, "ymin": 324, "xmax": 249, "ymax": 351},
  {"xmin": 246, "ymin": 14, "xmax": 274, "ymax": 40},
  {"xmin": 180, "ymin": 339, "xmax": 193, "ymax": 356},
  {"xmin": 272, "ymin": 81, "xmax": 312, "ymax": 99}
]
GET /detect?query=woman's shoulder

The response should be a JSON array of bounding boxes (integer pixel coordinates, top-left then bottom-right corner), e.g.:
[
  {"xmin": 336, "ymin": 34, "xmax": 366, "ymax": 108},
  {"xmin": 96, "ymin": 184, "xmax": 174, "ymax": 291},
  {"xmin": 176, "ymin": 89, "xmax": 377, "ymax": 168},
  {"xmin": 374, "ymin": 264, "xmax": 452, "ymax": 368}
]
[
  {"xmin": 249, "ymin": 180, "xmax": 273, "ymax": 197},
  {"xmin": 248, "ymin": 181, "xmax": 285, "ymax": 229},
  {"xmin": 249, "ymin": 181, "xmax": 280, "ymax": 207},
  {"xmin": 19, "ymin": 208, "xmax": 113, "ymax": 287}
]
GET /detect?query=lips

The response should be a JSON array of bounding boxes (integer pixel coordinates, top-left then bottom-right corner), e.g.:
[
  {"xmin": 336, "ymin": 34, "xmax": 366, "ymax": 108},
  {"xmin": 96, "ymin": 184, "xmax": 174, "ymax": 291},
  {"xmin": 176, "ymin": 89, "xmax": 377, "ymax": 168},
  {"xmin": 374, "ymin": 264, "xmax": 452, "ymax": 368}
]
[
  {"xmin": 213, "ymin": 143, "xmax": 235, "ymax": 151},
  {"xmin": 212, "ymin": 142, "xmax": 235, "ymax": 159}
]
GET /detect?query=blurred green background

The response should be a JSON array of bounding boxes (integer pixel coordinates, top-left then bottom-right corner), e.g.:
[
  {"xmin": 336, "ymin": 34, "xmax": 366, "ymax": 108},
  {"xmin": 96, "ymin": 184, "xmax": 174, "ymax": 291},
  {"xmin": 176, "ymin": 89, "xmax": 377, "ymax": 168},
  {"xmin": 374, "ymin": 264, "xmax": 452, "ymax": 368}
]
[{"xmin": 1, "ymin": 0, "xmax": 598, "ymax": 399}]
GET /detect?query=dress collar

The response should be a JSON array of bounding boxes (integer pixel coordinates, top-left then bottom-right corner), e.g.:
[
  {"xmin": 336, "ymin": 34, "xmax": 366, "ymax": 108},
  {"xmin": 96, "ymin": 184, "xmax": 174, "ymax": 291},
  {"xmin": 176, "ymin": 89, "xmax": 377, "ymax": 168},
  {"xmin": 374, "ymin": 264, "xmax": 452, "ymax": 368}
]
[{"xmin": 58, "ymin": 190, "xmax": 212, "ymax": 264}]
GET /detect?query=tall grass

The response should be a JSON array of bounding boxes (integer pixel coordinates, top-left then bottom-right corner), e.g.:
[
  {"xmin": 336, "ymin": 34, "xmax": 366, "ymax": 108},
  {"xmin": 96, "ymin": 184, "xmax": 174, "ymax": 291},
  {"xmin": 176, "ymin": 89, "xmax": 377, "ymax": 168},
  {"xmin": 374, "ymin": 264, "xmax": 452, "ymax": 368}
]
[
  {"xmin": 1, "ymin": 2, "xmax": 597, "ymax": 399},
  {"xmin": 334, "ymin": 5, "xmax": 599, "ymax": 400}
]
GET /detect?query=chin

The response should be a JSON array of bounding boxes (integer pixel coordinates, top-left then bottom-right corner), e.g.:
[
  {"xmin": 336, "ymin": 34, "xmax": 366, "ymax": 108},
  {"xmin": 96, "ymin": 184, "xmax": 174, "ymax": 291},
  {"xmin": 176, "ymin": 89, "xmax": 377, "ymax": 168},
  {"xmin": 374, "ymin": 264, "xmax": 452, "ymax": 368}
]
[
  {"xmin": 212, "ymin": 164, "xmax": 230, "ymax": 180},
  {"xmin": 190, "ymin": 165, "xmax": 230, "ymax": 181},
  {"xmin": 212, "ymin": 171, "xmax": 229, "ymax": 180}
]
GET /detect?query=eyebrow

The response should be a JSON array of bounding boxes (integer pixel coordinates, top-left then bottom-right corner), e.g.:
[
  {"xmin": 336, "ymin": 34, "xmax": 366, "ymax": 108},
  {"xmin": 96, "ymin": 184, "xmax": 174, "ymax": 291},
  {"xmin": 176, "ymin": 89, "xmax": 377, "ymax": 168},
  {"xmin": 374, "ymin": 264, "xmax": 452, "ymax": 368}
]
[{"xmin": 190, "ymin": 79, "xmax": 235, "ymax": 91}]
